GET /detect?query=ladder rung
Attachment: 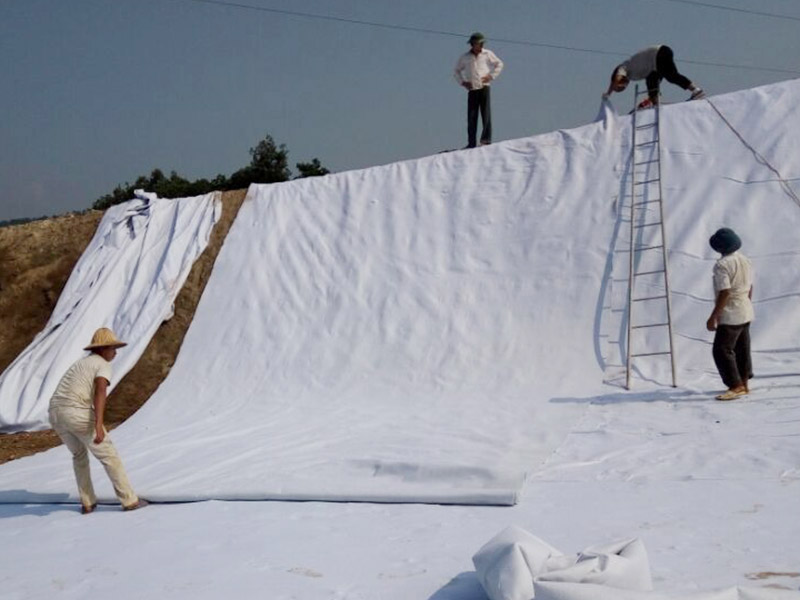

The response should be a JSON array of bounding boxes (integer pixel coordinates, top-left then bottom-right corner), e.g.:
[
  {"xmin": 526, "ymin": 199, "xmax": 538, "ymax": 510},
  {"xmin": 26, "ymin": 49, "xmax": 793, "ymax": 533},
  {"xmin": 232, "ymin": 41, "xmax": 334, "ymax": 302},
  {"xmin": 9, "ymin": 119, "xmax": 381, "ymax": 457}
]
[
  {"xmin": 634, "ymin": 269, "xmax": 666, "ymax": 277},
  {"xmin": 635, "ymin": 123, "xmax": 657, "ymax": 130},
  {"xmin": 636, "ymin": 140, "xmax": 659, "ymax": 146},
  {"xmin": 633, "ymin": 244, "xmax": 663, "ymax": 252},
  {"xmin": 632, "ymin": 322, "xmax": 669, "ymax": 330},
  {"xmin": 633, "ymin": 200, "xmax": 660, "ymax": 207},
  {"xmin": 632, "ymin": 294, "xmax": 667, "ymax": 302},
  {"xmin": 633, "ymin": 221, "xmax": 662, "ymax": 229},
  {"xmin": 631, "ymin": 351, "xmax": 672, "ymax": 358},
  {"xmin": 634, "ymin": 159, "xmax": 659, "ymax": 166},
  {"xmin": 634, "ymin": 179, "xmax": 660, "ymax": 186}
]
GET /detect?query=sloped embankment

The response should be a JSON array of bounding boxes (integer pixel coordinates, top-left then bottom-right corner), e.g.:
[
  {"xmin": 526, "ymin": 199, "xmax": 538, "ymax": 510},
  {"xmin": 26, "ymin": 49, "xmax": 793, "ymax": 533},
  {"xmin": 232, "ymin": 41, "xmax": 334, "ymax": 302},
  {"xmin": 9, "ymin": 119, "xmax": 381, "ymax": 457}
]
[{"xmin": 0, "ymin": 189, "xmax": 247, "ymax": 463}]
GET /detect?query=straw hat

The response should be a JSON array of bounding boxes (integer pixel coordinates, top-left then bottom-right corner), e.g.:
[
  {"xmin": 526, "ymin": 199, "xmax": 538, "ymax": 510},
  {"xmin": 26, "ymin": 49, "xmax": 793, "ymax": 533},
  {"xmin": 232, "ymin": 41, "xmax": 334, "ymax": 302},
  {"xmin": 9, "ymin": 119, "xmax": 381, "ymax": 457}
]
[{"xmin": 84, "ymin": 327, "xmax": 128, "ymax": 351}]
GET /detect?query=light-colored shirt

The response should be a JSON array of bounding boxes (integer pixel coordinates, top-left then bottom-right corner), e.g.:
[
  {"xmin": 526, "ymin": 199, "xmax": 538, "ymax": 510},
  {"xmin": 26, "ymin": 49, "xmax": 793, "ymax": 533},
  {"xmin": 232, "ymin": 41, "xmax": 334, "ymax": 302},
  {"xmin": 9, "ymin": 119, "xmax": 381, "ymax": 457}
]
[
  {"xmin": 713, "ymin": 251, "xmax": 754, "ymax": 325},
  {"xmin": 49, "ymin": 354, "xmax": 112, "ymax": 411},
  {"xmin": 454, "ymin": 48, "xmax": 504, "ymax": 91},
  {"xmin": 616, "ymin": 45, "xmax": 662, "ymax": 81}
]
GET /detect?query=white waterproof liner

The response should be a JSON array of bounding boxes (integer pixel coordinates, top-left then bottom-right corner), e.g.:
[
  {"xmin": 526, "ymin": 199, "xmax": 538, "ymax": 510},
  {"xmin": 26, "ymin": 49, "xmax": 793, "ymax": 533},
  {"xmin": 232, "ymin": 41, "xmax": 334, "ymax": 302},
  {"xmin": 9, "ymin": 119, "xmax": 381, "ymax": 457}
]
[
  {"xmin": 0, "ymin": 191, "xmax": 221, "ymax": 431},
  {"xmin": 0, "ymin": 109, "xmax": 626, "ymax": 505}
]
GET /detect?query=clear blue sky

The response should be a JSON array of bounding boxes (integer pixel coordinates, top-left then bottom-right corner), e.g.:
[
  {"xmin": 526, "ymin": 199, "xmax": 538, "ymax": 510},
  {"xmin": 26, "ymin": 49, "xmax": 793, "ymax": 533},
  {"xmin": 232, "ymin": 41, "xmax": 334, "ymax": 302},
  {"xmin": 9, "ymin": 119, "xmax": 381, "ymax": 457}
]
[{"xmin": 2, "ymin": 0, "xmax": 798, "ymax": 221}]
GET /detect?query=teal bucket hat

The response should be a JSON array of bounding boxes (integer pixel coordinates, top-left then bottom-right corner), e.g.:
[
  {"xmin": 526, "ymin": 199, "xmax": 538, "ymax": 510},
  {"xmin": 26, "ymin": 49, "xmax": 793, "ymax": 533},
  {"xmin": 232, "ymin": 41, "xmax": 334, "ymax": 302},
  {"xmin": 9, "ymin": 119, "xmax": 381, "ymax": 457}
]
[{"xmin": 709, "ymin": 227, "xmax": 742, "ymax": 255}]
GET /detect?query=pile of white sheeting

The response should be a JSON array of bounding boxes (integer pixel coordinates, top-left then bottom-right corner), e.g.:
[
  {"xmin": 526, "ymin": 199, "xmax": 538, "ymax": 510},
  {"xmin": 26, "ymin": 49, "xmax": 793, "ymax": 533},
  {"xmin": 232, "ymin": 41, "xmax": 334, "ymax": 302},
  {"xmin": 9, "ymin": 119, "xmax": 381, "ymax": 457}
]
[
  {"xmin": 0, "ymin": 191, "xmax": 221, "ymax": 431},
  {"xmin": 474, "ymin": 527, "xmax": 798, "ymax": 600}
]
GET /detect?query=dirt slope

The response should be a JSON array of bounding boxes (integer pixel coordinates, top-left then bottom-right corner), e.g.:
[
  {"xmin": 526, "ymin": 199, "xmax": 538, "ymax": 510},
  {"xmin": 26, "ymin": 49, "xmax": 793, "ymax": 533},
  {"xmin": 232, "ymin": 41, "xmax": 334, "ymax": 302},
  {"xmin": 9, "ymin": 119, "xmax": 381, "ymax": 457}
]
[{"xmin": 0, "ymin": 190, "xmax": 247, "ymax": 463}]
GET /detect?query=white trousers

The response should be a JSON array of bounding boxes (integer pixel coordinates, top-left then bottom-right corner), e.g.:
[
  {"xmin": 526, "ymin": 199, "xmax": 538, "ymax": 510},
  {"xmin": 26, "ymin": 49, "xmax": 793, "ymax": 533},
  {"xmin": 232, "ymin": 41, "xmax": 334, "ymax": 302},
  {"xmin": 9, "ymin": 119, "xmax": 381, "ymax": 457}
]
[{"xmin": 49, "ymin": 406, "xmax": 138, "ymax": 509}]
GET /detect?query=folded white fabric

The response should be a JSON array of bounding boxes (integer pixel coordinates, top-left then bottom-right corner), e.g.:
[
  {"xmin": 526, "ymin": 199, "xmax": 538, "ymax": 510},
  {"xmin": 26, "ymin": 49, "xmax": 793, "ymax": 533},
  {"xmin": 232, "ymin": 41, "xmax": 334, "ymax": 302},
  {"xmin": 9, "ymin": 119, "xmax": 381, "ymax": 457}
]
[
  {"xmin": 473, "ymin": 527, "xmax": 800, "ymax": 600},
  {"xmin": 538, "ymin": 537, "xmax": 652, "ymax": 590},
  {"xmin": 473, "ymin": 526, "xmax": 568, "ymax": 600},
  {"xmin": 473, "ymin": 526, "xmax": 651, "ymax": 600}
]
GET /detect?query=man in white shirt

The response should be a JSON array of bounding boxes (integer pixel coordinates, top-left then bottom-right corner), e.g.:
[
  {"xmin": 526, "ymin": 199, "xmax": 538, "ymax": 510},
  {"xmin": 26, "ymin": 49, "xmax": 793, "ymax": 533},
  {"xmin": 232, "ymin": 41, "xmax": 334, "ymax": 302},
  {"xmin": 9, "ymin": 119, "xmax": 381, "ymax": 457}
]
[
  {"xmin": 603, "ymin": 45, "xmax": 704, "ymax": 109},
  {"xmin": 49, "ymin": 327, "xmax": 147, "ymax": 513},
  {"xmin": 706, "ymin": 228, "xmax": 754, "ymax": 401},
  {"xmin": 454, "ymin": 32, "xmax": 504, "ymax": 148}
]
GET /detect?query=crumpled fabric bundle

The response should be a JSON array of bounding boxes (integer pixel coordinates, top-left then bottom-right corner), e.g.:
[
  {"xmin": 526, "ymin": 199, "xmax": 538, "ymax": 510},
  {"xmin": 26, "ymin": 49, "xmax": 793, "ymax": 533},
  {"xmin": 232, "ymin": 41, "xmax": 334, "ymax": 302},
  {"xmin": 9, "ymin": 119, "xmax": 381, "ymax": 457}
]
[
  {"xmin": 473, "ymin": 526, "xmax": 651, "ymax": 600},
  {"xmin": 472, "ymin": 527, "xmax": 800, "ymax": 600}
]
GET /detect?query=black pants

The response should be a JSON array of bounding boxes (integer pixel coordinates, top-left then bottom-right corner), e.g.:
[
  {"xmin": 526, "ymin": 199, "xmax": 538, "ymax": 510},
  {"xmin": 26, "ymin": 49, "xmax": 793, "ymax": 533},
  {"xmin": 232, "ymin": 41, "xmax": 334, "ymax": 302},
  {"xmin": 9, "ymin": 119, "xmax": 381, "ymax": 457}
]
[
  {"xmin": 712, "ymin": 322, "xmax": 753, "ymax": 389},
  {"xmin": 467, "ymin": 87, "xmax": 492, "ymax": 148},
  {"xmin": 646, "ymin": 46, "xmax": 693, "ymax": 101}
]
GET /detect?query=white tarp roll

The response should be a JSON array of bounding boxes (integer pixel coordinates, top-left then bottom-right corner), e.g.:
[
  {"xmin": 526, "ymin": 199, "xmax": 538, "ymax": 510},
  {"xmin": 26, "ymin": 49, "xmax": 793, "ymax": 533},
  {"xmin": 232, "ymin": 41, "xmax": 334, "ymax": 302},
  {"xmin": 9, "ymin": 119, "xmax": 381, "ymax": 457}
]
[{"xmin": 0, "ymin": 191, "xmax": 221, "ymax": 431}]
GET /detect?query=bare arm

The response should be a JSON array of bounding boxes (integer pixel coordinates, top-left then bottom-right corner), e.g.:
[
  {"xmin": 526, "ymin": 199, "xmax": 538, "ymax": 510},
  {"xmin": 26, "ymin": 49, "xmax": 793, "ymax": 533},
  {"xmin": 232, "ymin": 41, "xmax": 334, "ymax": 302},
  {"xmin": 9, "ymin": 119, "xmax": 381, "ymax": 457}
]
[
  {"xmin": 92, "ymin": 377, "xmax": 109, "ymax": 444},
  {"xmin": 706, "ymin": 289, "xmax": 731, "ymax": 331}
]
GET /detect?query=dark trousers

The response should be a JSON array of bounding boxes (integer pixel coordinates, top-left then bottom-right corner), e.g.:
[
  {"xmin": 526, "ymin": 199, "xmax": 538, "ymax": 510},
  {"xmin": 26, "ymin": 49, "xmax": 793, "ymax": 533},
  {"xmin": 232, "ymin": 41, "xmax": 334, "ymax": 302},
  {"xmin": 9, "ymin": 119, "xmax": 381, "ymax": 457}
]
[
  {"xmin": 467, "ymin": 87, "xmax": 492, "ymax": 148},
  {"xmin": 712, "ymin": 322, "xmax": 753, "ymax": 389},
  {"xmin": 646, "ymin": 46, "xmax": 693, "ymax": 101}
]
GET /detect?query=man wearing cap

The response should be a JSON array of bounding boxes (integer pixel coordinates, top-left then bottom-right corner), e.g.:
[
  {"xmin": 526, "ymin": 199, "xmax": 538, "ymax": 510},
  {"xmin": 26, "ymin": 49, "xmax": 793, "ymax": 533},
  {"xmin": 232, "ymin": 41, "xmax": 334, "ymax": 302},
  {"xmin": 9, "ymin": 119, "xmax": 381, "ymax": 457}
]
[
  {"xmin": 706, "ymin": 228, "xmax": 754, "ymax": 401},
  {"xmin": 454, "ymin": 32, "xmax": 504, "ymax": 148},
  {"xmin": 603, "ymin": 45, "xmax": 704, "ymax": 109},
  {"xmin": 48, "ymin": 327, "xmax": 147, "ymax": 513}
]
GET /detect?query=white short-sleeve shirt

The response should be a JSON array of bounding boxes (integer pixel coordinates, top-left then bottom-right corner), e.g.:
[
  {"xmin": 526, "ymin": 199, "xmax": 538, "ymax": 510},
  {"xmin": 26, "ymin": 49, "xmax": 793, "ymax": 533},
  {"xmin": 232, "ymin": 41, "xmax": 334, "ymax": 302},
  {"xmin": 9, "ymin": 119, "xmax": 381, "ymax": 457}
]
[
  {"xmin": 49, "ymin": 354, "xmax": 113, "ymax": 411},
  {"xmin": 713, "ymin": 251, "xmax": 754, "ymax": 325}
]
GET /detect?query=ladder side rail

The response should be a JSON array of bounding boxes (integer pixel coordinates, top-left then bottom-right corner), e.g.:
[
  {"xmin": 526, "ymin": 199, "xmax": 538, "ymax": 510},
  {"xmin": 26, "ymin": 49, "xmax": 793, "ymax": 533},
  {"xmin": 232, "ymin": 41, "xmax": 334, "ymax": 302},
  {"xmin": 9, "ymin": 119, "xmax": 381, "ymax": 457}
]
[
  {"xmin": 654, "ymin": 99, "xmax": 678, "ymax": 387},
  {"xmin": 626, "ymin": 86, "xmax": 641, "ymax": 390}
]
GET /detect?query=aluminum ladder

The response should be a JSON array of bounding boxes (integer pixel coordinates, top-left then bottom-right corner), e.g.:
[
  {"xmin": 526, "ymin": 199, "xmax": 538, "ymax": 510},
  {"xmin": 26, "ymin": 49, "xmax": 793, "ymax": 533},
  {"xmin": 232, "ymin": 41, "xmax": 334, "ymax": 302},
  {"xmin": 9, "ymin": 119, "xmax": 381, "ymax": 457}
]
[{"xmin": 625, "ymin": 85, "xmax": 677, "ymax": 389}]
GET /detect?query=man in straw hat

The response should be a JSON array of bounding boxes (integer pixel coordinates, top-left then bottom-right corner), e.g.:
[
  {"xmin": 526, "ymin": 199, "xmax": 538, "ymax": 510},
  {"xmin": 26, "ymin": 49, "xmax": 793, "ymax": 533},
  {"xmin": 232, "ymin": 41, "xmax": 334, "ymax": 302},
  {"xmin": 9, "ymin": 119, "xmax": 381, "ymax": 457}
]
[
  {"xmin": 706, "ymin": 228, "xmax": 754, "ymax": 401},
  {"xmin": 48, "ymin": 327, "xmax": 147, "ymax": 513},
  {"xmin": 453, "ymin": 31, "xmax": 504, "ymax": 148}
]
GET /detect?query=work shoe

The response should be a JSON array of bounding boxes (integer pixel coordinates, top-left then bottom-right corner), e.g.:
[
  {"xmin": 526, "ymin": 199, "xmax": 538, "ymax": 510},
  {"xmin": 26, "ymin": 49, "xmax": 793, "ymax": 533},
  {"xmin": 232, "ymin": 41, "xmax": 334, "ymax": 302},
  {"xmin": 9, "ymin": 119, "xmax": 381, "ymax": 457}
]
[
  {"xmin": 123, "ymin": 499, "xmax": 149, "ymax": 512},
  {"xmin": 689, "ymin": 88, "xmax": 706, "ymax": 100},
  {"xmin": 715, "ymin": 388, "xmax": 747, "ymax": 401},
  {"xmin": 637, "ymin": 98, "xmax": 655, "ymax": 110},
  {"xmin": 81, "ymin": 503, "xmax": 98, "ymax": 515}
]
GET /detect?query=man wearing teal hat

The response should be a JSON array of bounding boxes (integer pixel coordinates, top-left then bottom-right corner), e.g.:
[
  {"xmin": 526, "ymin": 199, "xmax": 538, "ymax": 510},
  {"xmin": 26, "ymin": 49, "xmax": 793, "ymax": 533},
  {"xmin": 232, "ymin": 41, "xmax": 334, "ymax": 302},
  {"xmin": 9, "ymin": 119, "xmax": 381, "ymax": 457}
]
[
  {"xmin": 706, "ymin": 228, "xmax": 754, "ymax": 401},
  {"xmin": 453, "ymin": 32, "xmax": 504, "ymax": 148}
]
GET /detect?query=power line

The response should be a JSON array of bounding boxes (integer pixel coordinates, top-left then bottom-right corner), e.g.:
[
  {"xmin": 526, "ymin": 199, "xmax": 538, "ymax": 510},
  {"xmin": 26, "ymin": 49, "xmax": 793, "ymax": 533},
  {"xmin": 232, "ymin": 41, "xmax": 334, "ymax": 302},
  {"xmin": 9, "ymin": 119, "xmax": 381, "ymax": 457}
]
[
  {"xmin": 656, "ymin": 0, "xmax": 800, "ymax": 23},
  {"xmin": 166, "ymin": 0, "xmax": 800, "ymax": 75}
]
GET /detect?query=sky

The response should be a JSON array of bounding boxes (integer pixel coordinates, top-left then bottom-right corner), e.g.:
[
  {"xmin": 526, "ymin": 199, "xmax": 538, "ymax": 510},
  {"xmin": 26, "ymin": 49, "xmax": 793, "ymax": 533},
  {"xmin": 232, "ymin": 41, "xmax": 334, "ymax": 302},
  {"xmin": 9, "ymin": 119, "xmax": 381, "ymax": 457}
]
[{"xmin": 1, "ymin": 0, "xmax": 799, "ymax": 222}]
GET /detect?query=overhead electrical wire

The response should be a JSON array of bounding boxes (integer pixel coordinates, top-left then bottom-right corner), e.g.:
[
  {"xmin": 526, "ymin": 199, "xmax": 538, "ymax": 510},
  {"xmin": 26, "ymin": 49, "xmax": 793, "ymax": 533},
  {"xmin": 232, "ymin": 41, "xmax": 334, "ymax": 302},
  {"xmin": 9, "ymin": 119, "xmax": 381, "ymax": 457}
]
[
  {"xmin": 166, "ymin": 0, "xmax": 800, "ymax": 75},
  {"xmin": 656, "ymin": 0, "xmax": 800, "ymax": 23}
]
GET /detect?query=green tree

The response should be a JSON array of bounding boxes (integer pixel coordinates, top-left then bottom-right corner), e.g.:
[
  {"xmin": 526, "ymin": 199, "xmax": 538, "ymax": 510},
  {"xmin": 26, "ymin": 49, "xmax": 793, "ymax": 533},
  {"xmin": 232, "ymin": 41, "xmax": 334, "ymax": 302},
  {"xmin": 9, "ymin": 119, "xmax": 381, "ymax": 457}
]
[
  {"xmin": 93, "ymin": 134, "xmax": 329, "ymax": 210},
  {"xmin": 294, "ymin": 158, "xmax": 330, "ymax": 179},
  {"xmin": 227, "ymin": 134, "xmax": 291, "ymax": 190}
]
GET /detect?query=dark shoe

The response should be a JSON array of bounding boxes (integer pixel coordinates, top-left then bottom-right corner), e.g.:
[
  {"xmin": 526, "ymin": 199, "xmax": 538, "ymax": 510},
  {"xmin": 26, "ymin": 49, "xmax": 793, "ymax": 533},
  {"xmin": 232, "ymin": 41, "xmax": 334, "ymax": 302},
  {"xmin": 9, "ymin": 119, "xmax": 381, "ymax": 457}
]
[
  {"xmin": 81, "ymin": 503, "xmax": 98, "ymax": 515},
  {"xmin": 123, "ymin": 499, "xmax": 149, "ymax": 512}
]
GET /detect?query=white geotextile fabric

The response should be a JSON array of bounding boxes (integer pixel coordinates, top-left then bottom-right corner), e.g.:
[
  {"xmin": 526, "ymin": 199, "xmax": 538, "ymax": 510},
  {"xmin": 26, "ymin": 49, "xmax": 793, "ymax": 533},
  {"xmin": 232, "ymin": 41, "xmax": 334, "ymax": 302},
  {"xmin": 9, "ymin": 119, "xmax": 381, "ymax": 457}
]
[
  {"xmin": 473, "ymin": 526, "xmax": 652, "ymax": 600},
  {"xmin": 474, "ymin": 527, "xmax": 800, "ymax": 600},
  {"xmin": 0, "ymin": 106, "xmax": 625, "ymax": 505},
  {"xmin": 0, "ymin": 191, "xmax": 221, "ymax": 431}
]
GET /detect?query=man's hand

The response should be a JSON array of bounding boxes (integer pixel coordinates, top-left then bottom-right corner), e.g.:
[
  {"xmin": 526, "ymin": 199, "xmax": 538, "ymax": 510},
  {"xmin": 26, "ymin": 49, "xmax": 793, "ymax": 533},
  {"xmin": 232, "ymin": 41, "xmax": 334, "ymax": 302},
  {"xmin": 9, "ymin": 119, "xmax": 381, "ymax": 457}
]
[
  {"xmin": 94, "ymin": 426, "xmax": 105, "ymax": 445},
  {"xmin": 706, "ymin": 315, "xmax": 718, "ymax": 332},
  {"xmin": 481, "ymin": 75, "xmax": 491, "ymax": 84},
  {"xmin": 462, "ymin": 82, "xmax": 473, "ymax": 90}
]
